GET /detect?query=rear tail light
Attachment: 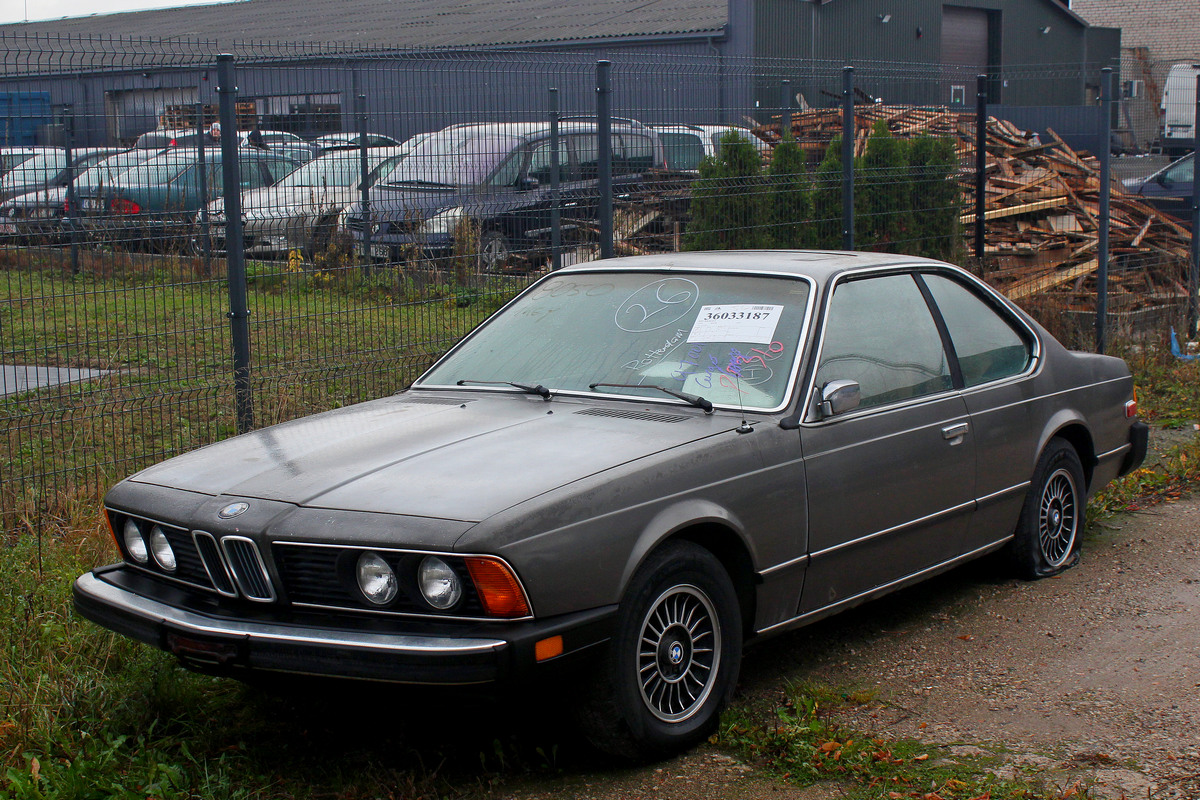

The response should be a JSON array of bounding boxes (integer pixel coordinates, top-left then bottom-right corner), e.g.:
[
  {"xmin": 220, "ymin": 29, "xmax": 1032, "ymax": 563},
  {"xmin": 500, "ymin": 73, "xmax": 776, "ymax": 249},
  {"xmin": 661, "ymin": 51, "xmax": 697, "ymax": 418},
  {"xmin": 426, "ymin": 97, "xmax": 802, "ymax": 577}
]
[
  {"xmin": 110, "ymin": 198, "xmax": 141, "ymax": 215},
  {"xmin": 1125, "ymin": 387, "xmax": 1138, "ymax": 419}
]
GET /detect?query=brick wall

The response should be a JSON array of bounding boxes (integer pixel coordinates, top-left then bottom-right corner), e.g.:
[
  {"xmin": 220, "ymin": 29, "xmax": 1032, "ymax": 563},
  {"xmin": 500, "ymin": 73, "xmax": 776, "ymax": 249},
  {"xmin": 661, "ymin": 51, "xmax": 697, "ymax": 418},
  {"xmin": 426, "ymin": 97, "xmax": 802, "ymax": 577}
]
[{"xmin": 1072, "ymin": 0, "xmax": 1199, "ymax": 60}]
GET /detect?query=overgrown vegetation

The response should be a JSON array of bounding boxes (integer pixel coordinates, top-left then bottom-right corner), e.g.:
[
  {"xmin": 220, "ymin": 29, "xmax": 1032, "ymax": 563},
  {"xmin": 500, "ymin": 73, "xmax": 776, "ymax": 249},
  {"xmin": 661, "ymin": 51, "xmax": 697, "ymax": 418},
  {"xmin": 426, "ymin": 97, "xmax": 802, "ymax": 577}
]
[{"xmin": 719, "ymin": 682, "xmax": 1097, "ymax": 799}]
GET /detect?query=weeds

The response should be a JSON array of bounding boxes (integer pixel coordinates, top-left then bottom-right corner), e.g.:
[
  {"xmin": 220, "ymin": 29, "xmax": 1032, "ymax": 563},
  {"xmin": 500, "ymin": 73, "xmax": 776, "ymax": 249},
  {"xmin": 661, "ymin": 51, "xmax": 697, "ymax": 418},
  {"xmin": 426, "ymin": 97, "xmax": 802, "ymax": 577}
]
[{"xmin": 720, "ymin": 682, "xmax": 1097, "ymax": 799}]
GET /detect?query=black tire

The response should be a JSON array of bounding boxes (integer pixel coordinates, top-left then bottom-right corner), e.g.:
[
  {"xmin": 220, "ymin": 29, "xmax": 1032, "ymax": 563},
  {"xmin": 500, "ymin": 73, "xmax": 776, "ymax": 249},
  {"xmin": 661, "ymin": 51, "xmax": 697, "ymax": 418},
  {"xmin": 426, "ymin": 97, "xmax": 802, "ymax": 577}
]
[
  {"xmin": 1010, "ymin": 438, "xmax": 1085, "ymax": 580},
  {"xmin": 478, "ymin": 230, "xmax": 511, "ymax": 272},
  {"xmin": 578, "ymin": 540, "xmax": 742, "ymax": 761}
]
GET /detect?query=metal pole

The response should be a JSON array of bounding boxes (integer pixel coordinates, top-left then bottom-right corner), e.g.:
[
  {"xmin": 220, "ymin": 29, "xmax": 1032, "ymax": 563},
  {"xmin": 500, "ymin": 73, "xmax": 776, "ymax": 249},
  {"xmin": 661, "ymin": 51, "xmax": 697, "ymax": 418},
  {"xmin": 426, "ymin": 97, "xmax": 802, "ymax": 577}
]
[
  {"xmin": 597, "ymin": 60, "xmax": 613, "ymax": 260},
  {"xmin": 357, "ymin": 90, "xmax": 372, "ymax": 271},
  {"xmin": 975, "ymin": 74, "xmax": 988, "ymax": 259},
  {"xmin": 1096, "ymin": 67, "xmax": 1113, "ymax": 355},
  {"xmin": 841, "ymin": 66, "xmax": 854, "ymax": 251},
  {"xmin": 1190, "ymin": 74, "xmax": 1200, "ymax": 338},
  {"xmin": 781, "ymin": 78, "xmax": 792, "ymax": 141},
  {"xmin": 195, "ymin": 101, "xmax": 211, "ymax": 273},
  {"xmin": 62, "ymin": 105, "xmax": 79, "ymax": 275},
  {"xmin": 217, "ymin": 54, "xmax": 254, "ymax": 433},
  {"xmin": 550, "ymin": 87, "xmax": 561, "ymax": 271}
]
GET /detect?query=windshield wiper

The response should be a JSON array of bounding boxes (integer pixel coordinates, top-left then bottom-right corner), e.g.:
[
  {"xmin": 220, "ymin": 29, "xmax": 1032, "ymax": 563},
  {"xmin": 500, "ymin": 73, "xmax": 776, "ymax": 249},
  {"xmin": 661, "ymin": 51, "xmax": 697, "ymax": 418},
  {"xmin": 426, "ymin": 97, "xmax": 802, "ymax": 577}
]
[
  {"xmin": 588, "ymin": 382, "xmax": 713, "ymax": 413},
  {"xmin": 456, "ymin": 379, "xmax": 552, "ymax": 400}
]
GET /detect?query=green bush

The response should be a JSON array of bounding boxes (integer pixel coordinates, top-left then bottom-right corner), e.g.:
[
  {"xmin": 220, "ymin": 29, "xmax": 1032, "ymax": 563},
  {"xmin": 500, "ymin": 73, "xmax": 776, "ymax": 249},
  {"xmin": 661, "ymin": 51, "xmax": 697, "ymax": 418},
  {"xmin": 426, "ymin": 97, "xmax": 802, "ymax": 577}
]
[{"xmin": 684, "ymin": 131, "xmax": 770, "ymax": 251}]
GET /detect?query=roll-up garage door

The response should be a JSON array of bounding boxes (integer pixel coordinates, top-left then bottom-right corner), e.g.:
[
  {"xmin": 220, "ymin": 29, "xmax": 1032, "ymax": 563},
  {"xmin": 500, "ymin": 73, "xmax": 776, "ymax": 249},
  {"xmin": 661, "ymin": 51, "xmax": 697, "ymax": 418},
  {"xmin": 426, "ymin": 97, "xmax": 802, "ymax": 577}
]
[{"xmin": 942, "ymin": 5, "xmax": 990, "ymax": 106}]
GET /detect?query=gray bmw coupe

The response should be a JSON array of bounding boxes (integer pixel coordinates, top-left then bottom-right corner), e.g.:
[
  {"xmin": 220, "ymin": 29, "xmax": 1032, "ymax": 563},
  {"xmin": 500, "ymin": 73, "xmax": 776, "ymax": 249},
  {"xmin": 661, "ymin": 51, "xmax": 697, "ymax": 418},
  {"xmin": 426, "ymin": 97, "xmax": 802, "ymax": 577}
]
[{"xmin": 75, "ymin": 250, "xmax": 1147, "ymax": 758}]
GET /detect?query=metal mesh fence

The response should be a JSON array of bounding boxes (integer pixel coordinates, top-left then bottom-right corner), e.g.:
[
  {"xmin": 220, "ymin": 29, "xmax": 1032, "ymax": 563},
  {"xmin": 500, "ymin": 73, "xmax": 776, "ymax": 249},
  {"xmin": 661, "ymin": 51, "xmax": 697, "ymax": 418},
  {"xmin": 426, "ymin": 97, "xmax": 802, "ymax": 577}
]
[{"xmin": 1, "ymin": 34, "xmax": 1196, "ymax": 535}]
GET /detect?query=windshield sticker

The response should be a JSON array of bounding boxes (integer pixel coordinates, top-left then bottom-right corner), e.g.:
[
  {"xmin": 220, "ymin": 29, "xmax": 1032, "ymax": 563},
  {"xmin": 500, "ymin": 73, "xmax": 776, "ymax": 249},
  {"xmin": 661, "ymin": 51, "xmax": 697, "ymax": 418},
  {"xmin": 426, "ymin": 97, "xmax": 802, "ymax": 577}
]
[
  {"xmin": 687, "ymin": 305, "xmax": 783, "ymax": 343},
  {"xmin": 615, "ymin": 278, "xmax": 700, "ymax": 333}
]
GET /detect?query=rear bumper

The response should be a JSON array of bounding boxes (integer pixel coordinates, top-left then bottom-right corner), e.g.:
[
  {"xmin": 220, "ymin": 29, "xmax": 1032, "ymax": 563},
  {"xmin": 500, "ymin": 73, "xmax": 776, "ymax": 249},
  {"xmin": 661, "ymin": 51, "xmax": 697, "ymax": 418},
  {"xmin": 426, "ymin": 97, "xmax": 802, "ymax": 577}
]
[
  {"xmin": 1119, "ymin": 421, "xmax": 1150, "ymax": 477},
  {"xmin": 74, "ymin": 565, "xmax": 616, "ymax": 685}
]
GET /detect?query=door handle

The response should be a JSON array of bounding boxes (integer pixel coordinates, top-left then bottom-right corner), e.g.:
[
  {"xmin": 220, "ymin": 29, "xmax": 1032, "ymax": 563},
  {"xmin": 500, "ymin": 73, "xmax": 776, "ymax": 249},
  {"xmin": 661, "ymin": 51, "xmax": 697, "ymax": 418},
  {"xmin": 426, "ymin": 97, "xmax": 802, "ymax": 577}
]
[{"xmin": 942, "ymin": 422, "xmax": 969, "ymax": 444}]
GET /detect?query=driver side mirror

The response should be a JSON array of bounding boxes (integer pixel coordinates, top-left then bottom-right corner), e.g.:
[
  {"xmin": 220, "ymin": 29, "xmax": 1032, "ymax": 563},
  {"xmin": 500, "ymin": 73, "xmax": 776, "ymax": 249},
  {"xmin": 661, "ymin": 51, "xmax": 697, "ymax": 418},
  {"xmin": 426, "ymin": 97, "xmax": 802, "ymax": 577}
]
[
  {"xmin": 819, "ymin": 379, "xmax": 861, "ymax": 418},
  {"xmin": 517, "ymin": 176, "xmax": 540, "ymax": 191}
]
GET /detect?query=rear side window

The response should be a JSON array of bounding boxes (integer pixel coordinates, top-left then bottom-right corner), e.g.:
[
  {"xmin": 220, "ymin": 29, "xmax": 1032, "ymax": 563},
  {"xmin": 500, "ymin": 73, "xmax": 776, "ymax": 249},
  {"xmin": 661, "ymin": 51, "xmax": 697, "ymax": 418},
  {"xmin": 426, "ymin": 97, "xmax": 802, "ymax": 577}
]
[
  {"xmin": 615, "ymin": 134, "xmax": 656, "ymax": 174},
  {"xmin": 923, "ymin": 274, "xmax": 1032, "ymax": 387},
  {"xmin": 659, "ymin": 132, "xmax": 706, "ymax": 171},
  {"xmin": 816, "ymin": 274, "xmax": 952, "ymax": 410}
]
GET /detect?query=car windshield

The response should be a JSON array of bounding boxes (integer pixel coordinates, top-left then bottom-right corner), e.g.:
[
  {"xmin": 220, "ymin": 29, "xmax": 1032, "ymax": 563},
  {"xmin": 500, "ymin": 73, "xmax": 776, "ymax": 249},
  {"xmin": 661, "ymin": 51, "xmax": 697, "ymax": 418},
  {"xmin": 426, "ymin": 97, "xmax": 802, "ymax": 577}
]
[
  {"xmin": 419, "ymin": 270, "xmax": 812, "ymax": 411},
  {"xmin": 1, "ymin": 151, "xmax": 68, "ymax": 189},
  {"xmin": 278, "ymin": 150, "xmax": 395, "ymax": 189},
  {"xmin": 118, "ymin": 149, "xmax": 216, "ymax": 185},
  {"xmin": 75, "ymin": 150, "xmax": 158, "ymax": 188},
  {"xmin": 381, "ymin": 128, "xmax": 521, "ymax": 187}
]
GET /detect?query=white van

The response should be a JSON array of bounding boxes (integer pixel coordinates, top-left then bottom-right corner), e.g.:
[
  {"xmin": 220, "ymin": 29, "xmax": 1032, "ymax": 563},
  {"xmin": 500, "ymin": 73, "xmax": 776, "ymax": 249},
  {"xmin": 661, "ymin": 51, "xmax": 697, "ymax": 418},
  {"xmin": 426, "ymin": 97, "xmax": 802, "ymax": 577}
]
[{"xmin": 1161, "ymin": 63, "xmax": 1200, "ymax": 154}]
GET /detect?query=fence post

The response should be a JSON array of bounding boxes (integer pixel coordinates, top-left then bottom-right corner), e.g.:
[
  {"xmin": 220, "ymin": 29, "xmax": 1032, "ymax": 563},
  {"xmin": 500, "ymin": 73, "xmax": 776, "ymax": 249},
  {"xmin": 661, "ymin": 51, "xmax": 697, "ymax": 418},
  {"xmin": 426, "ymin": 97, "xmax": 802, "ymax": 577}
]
[
  {"xmin": 194, "ymin": 101, "xmax": 212, "ymax": 273},
  {"xmin": 975, "ymin": 74, "xmax": 988, "ymax": 259},
  {"xmin": 597, "ymin": 60, "xmax": 613, "ymax": 259},
  {"xmin": 62, "ymin": 105, "xmax": 80, "ymax": 275},
  {"xmin": 781, "ymin": 78, "xmax": 791, "ymax": 141},
  {"xmin": 550, "ymin": 86, "xmax": 561, "ymax": 271},
  {"xmin": 1096, "ymin": 67, "xmax": 1113, "ymax": 355},
  {"xmin": 841, "ymin": 66, "xmax": 854, "ymax": 251},
  {"xmin": 357, "ymin": 89, "xmax": 372, "ymax": 271},
  {"xmin": 1190, "ymin": 74, "xmax": 1200, "ymax": 338},
  {"xmin": 217, "ymin": 54, "xmax": 254, "ymax": 434}
]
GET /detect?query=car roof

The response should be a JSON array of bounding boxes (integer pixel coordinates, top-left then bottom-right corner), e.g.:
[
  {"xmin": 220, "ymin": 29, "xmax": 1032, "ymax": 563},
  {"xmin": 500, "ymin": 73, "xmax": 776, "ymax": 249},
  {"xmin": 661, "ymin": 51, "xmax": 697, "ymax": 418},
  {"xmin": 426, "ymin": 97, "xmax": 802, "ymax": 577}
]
[
  {"xmin": 554, "ymin": 249, "xmax": 957, "ymax": 283},
  {"xmin": 440, "ymin": 119, "xmax": 654, "ymax": 140}
]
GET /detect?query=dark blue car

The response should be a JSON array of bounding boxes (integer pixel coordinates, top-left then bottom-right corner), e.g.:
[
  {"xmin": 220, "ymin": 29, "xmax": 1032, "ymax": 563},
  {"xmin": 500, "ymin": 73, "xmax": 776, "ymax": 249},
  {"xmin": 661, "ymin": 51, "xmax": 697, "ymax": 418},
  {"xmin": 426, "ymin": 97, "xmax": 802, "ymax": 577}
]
[{"xmin": 1122, "ymin": 154, "xmax": 1194, "ymax": 222}]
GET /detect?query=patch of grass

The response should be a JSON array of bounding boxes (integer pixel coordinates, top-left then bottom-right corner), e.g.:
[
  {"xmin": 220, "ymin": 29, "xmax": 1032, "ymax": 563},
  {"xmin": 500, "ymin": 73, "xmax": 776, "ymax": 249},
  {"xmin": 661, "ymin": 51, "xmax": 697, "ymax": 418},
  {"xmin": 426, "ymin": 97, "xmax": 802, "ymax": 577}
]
[{"xmin": 720, "ymin": 682, "xmax": 1098, "ymax": 799}]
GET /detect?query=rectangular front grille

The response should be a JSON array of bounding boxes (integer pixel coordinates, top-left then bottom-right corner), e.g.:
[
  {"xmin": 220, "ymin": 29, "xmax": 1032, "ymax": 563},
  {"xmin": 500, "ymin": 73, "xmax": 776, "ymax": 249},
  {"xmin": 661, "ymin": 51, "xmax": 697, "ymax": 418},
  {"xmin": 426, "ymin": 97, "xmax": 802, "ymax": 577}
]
[{"xmin": 221, "ymin": 537, "xmax": 276, "ymax": 602}]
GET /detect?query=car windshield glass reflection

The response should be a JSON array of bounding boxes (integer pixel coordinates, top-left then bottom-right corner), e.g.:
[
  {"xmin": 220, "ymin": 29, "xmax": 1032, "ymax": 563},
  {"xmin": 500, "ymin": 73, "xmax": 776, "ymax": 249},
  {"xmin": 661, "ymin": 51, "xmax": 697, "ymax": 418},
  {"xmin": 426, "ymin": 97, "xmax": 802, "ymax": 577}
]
[
  {"xmin": 419, "ymin": 271, "xmax": 811, "ymax": 411},
  {"xmin": 381, "ymin": 129, "xmax": 521, "ymax": 187},
  {"xmin": 278, "ymin": 152, "xmax": 392, "ymax": 189}
]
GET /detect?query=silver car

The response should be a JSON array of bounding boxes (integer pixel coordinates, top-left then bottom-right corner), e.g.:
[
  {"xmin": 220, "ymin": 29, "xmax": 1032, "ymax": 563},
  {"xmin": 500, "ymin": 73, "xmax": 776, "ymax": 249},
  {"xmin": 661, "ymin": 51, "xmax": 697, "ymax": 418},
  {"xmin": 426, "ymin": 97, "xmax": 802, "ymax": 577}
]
[
  {"xmin": 74, "ymin": 250, "xmax": 1147, "ymax": 758},
  {"xmin": 201, "ymin": 145, "xmax": 413, "ymax": 257}
]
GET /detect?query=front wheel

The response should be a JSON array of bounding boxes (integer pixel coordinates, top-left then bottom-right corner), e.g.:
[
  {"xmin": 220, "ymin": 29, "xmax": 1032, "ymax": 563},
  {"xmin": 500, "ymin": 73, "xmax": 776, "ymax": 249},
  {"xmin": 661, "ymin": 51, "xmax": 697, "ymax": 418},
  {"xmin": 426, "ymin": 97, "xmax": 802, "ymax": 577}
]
[
  {"xmin": 1010, "ymin": 438, "xmax": 1085, "ymax": 579},
  {"xmin": 578, "ymin": 541, "xmax": 742, "ymax": 760},
  {"xmin": 478, "ymin": 230, "xmax": 511, "ymax": 272}
]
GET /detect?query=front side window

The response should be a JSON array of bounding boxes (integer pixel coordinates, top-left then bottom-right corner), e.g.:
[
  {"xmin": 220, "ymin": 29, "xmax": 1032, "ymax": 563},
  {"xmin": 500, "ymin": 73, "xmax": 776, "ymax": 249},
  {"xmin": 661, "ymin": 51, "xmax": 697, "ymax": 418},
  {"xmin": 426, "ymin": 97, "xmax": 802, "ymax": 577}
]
[
  {"xmin": 815, "ymin": 274, "xmax": 952, "ymax": 411},
  {"xmin": 419, "ymin": 270, "xmax": 812, "ymax": 411},
  {"xmin": 923, "ymin": 274, "xmax": 1031, "ymax": 387}
]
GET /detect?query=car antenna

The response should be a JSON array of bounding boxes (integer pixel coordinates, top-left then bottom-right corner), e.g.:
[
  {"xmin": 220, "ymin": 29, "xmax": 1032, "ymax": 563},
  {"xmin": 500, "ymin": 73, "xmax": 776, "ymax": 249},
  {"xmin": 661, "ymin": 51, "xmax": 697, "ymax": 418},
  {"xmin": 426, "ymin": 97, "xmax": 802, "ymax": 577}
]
[{"xmin": 735, "ymin": 372, "xmax": 753, "ymax": 434}]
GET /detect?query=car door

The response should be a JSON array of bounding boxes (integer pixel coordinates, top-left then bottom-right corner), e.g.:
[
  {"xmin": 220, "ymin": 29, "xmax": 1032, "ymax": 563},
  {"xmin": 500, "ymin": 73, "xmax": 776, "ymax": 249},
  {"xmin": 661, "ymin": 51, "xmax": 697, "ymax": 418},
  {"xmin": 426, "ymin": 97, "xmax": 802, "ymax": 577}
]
[
  {"xmin": 798, "ymin": 271, "xmax": 975, "ymax": 616},
  {"xmin": 920, "ymin": 272, "xmax": 1037, "ymax": 556}
]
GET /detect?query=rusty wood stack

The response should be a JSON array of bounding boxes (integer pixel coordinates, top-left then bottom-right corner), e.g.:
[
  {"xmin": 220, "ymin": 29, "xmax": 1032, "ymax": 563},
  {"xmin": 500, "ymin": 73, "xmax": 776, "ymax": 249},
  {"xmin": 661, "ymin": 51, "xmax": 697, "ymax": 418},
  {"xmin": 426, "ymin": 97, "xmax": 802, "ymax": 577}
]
[{"xmin": 754, "ymin": 106, "xmax": 1193, "ymax": 310}]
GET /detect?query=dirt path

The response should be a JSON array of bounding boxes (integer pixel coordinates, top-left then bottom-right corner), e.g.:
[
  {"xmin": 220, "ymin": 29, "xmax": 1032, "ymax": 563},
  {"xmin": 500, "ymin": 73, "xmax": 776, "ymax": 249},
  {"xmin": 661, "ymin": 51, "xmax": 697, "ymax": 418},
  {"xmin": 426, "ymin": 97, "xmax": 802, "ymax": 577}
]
[{"xmin": 486, "ymin": 496, "xmax": 1200, "ymax": 800}]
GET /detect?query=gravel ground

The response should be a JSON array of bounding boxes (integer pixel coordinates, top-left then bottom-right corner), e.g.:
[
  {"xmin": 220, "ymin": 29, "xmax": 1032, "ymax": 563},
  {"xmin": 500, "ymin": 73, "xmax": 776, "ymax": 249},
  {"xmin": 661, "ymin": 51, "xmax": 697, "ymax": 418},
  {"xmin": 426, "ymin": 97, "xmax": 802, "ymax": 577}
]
[{"xmin": 485, "ymin": 493, "xmax": 1200, "ymax": 800}]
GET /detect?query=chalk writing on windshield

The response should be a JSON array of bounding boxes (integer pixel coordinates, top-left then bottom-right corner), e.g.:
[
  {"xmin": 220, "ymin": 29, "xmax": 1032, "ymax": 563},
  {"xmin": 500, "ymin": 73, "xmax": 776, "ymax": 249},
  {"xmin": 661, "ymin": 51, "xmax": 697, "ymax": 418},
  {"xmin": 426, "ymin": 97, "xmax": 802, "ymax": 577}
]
[{"xmin": 615, "ymin": 278, "xmax": 699, "ymax": 333}]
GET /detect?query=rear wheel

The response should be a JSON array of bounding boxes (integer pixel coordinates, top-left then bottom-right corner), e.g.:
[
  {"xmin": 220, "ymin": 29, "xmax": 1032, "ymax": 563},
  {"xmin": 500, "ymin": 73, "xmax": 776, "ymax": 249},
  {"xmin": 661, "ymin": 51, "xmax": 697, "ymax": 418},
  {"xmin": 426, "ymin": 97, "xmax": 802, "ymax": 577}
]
[
  {"xmin": 578, "ymin": 540, "xmax": 742, "ymax": 760},
  {"xmin": 1010, "ymin": 438, "xmax": 1085, "ymax": 579}
]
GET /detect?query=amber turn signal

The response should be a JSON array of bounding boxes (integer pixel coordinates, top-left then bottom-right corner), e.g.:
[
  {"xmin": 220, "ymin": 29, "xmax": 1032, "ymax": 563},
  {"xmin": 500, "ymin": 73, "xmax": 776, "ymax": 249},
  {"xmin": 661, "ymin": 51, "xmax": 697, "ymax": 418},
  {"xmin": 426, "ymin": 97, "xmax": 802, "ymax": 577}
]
[
  {"xmin": 535, "ymin": 635, "xmax": 563, "ymax": 662},
  {"xmin": 464, "ymin": 557, "xmax": 530, "ymax": 618}
]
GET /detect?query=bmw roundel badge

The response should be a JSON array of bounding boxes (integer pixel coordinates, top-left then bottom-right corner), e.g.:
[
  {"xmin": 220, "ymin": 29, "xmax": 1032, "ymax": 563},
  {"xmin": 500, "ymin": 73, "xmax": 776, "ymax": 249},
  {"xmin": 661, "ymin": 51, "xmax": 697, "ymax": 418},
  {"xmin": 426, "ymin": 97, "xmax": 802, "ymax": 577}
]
[{"xmin": 218, "ymin": 502, "xmax": 249, "ymax": 519}]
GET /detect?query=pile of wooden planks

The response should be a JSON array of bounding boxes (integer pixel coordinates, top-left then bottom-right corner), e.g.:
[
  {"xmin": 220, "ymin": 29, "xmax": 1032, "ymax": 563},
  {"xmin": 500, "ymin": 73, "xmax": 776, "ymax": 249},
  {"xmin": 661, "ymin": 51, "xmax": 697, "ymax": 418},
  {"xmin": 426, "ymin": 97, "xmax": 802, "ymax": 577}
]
[{"xmin": 754, "ymin": 106, "xmax": 1194, "ymax": 309}]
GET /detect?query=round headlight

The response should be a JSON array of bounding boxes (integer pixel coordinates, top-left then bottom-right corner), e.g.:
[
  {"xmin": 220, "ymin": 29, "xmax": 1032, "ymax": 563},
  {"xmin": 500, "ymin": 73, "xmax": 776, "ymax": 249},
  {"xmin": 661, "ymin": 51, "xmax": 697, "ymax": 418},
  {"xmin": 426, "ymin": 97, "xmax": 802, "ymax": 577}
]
[
  {"xmin": 149, "ymin": 526, "xmax": 177, "ymax": 572},
  {"xmin": 123, "ymin": 519, "xmax": 148, "ymax": 564},
  {"xmin": 356, "ymin": 552, "xmax": 398, "ymax": 606},
  {"xmin": 418, "ymin": 556, "xmax": 462, "ymax": 610}
]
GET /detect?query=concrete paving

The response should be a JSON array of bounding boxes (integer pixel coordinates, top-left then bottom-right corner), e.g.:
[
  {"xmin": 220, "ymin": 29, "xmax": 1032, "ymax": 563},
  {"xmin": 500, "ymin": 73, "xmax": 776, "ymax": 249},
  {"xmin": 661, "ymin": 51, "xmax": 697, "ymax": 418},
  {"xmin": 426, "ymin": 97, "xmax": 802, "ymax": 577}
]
[{"xmin": 1, "ymin": 364, "xmax": 110, "ymax": 396}]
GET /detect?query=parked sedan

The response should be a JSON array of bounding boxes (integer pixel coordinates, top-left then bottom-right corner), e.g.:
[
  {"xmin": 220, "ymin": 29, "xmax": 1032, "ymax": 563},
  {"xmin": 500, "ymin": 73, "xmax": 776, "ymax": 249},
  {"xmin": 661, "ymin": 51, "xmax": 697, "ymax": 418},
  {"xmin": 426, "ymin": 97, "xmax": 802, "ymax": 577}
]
[
  {"xmin": 0, "ymin": 148, "xmax": 163, "ymax": 243},
  {"xmin": 199, "ymin": 145, "xmax": 412, "ymax": 257},
  {"xmin": 1122, "ymin": 153, "xmax": 1194, "ymax": 221},
  {"xmin": 77, "ymin": 147, "xmax": 300, "ymax": 249},
  {"xmin": 0, "ymin": 147, "xmax": 122, "ymax": 202},
  {"xmin": 73, "ymin": 251, "xmax": 1146, "ymax": 758}
]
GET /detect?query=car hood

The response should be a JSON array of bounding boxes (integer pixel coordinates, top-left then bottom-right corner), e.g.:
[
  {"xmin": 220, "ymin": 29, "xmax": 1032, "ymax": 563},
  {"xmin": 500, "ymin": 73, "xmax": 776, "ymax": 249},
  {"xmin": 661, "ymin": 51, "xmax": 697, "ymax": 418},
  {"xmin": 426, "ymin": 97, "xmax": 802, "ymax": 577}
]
[
  {"xmin": 210, "ymin": 185, "xmax": 358, "ymax": 217},
  {"xmin": 126, "ymin": 391, "xmax": 727, "ymax": 522}
]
